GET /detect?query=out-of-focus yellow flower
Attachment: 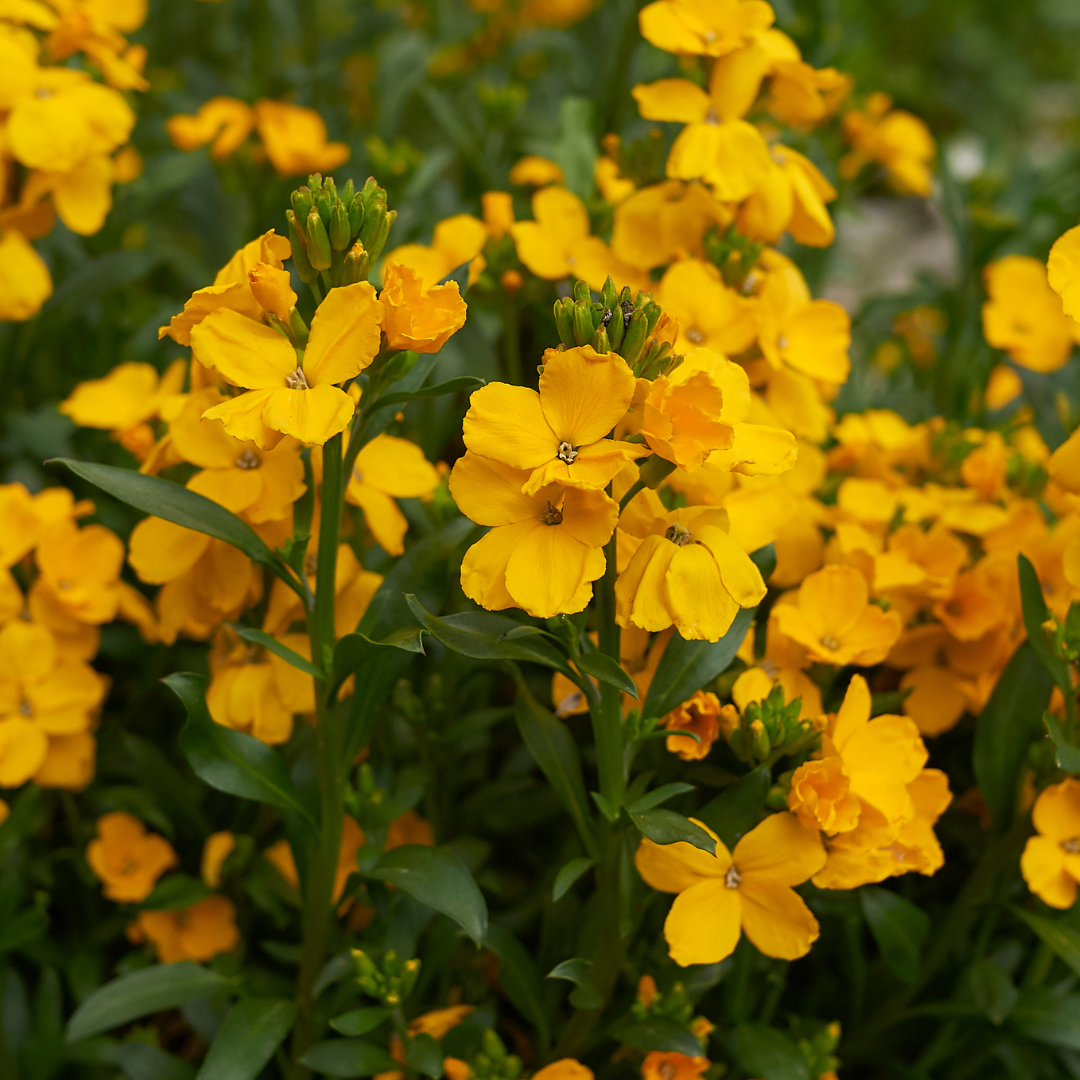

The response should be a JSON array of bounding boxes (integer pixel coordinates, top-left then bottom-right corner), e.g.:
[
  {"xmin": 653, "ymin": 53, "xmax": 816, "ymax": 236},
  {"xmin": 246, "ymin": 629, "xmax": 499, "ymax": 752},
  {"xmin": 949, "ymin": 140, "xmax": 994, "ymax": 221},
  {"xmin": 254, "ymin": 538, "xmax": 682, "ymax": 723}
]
[
  {"xmin": 1048, "ymin": 224, "xmax": 1080, "ymax": 321},
  {"xmin": 266, "ymin": 814, "xmax": 366, "ymax": 903},
  {"xmin": 638, "ymin": 0, "xmax": 774, "ymax": 57},
  {"xmin": 508, "ymin": 155, "xmax": 564, "ymax": 186},
  {"xmin": 594, "ymin": 155, "xmax": 635, "ymax": 205},
  {"xmin": 130, "ymin": 895, "xmax": 240, "ymax": 962},
  {"xmin": 87, "ymin": 812, "xmax": 178, "ymax": 902},
  {"xmin": 253, "ymin": 99, "xmax": 349, "ymax": 176},
  {"xmin": 481, "ymin": 190, "xmax": 515, "ymax": 239},
  {"xmin": 35, "ymin": 520, "xmax": 125, "ymax": 625},
  {"xmin": 636, "ymin": 812, "xmax": 825, "ymax": 964},
  {"xmin": 383, "ymin": 214, "xmax": 487, "ymax": 290},
  {"xmin": 0, "ymin": 228, "xmax": 52, "ymax": 321},
  {"xmin": 658, "ymin": 259, "xmax": 756, "ymax": 356},
  {"xmin": 767, "ymin": 61, "xmax": 850, "ymax": 127},
  {"xmin": 166, "ymin": 96, "xmax": 256, "ymax": 159},
  {"xmin": 1049, "ymin": 427, "xmax": 1080, "ymax": 495},
  {"xmin": 1021, "ymin": 778, "xmax": 1080, "ymax": 909},
  {"xmin": 380, "ymin": 263, "xmax": 467, "ymax": 352},
  {"xmin": 738, "ymin": 143, "xmax": 837, "ymax": 247},
  {"xmin": 450, "ymin": 451, "xmax": 618, "ymax": 618},
  {"xmin": 200, "ymin": 831, "xmax": 235, "ymax": 888},
  {"xmin": 840, "ymin": 92, "xmax": 935, "ymax": 196},
  {"xmin": 60, "ymin": 359, "xmax": 186, "ymax": 437},
  {"xmin": 982, "ymin": 255, "xmax": 1079, "ymax": 373},
  {"xmin": 985, "ymin": 363, "xmax": 1023, "ymax": 410},
  {"xmin": 641, "ymin": 1052, "xmax": 710, "ymax": 1080}
]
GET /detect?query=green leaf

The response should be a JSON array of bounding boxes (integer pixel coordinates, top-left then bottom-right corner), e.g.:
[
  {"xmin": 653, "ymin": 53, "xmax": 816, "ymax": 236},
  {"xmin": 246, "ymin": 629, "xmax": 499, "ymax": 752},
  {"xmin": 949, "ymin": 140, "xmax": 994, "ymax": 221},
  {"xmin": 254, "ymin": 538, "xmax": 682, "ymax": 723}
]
[
  {"xmin": 973, "ymin": 642, "xmax": 1054, "ymax": 830},
  {"xmin": 0, "ymin": 901, "xmax": 48, "ymax": 954},
  {"xmin": 367, "ymin": 376, "xmax": 486, "ymax": 412},
  {"xmin": 1009, "ymin": 989, "xmax": 1080, "ymax": 1050},
  {"xmin": 47, "ymin": 460, "xmax": 302, "ymax": 599},
  {"xmin": 194, "ymin": 998, "xmax": 296, "ymax": 1080},
  {"xmin": 552, "ymin": 857, "xmax": 595, "ymax": 902},
  {"xmin": 406, "ymin": 596, "xmax": 570, "ymax": 671},
  {"xmin": 66, "ymin": 963, "xmax": 235, "ymax": 1042},
  {"xmin": 628, "ymin": 783, "xmax": 696, "ymax": 814},
  {"xmin": 330, "ymin": 1008, "xmax": 392, "ymax": 1037},
  {"xmin": 547, "ymin": 958, "xmax": 604, "ymax": 1009},
  {"xmin": 860, "ymin": 887, "xmax": 930, "ymax": 985},
  {"xmin": 513, "ymin": 679, "xmax": 597, "ymax": 857},
  {"xmin": 331, "ymin": 626, "xmax": 426, "ymax": 700},
  {"xmin": 966, "ymin": 959, "xmax": 1018, "ymax": 1025},
  {"xmin": 165, "ymin": 673, "xmax": 315, "ymax": 826},
  {"xmin": 642, "ymin": 545, "xmax": 774, "ymax": 719},
  {"xmin": 370, "ymin": 845, "xmax": 488, "ymax": 945},
  {"xmin": 1009, "ymin": 905, "xmax": 1080, "ymax": 979},
  {"xmin": 1018, "ymin": 554, "xmax": 1071, "ymax": 692},
  {"xmin": 696, "ymin": 766, "xmax": 771, "ymax": 851},
  {"xmin": 728, "ymin": 1024, "xmax": 809, "ymax": 1080},
  {"xmin": 609, "ymin": 1018, "xmax": 703, "ymax": 1057},
  {"xmin": 232, "ymin": 626, "xmax": 323, "ymax": 678},
  {"xmin": 112, "ymin": 1042, "xmax": 196, "ymax": 1080},
  {"xmin": 406, "ymin": 1033, "xmax": 443, "ymax": 1078},
  {"xmin": 483, "ymin": 925, "xmax": 551, "ymax": 1053},
  {"xmin": 574, "ymin": 650, "xmax": 637, "ymax": 698},
  {"xmin": 299, "ymin": 1039, "xmax": 400, "ymax": 1077},
  {"xmin": 140, "ymin": 873, "xmax": 211, "ymax": 911},
  {"xmin": 1044, "ymin": 714, "xmax": 1080, "ymax": 772},
  {"xmin": 629, "ymin": 808, "xmax": 716, "ymax": 855}
]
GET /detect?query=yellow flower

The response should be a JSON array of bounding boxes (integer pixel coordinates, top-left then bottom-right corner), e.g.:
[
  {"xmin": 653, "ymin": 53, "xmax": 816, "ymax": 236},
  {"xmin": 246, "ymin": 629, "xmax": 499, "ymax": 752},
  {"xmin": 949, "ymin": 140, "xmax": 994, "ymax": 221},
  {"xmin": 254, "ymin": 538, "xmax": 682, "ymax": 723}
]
[
  {"xmin": 0, "ymin": 228, "xmax": 52, "ymax": 321},
  {"xmin": 266, "ymin": 814, "xmax": 366, "ymax": 903},
  {"xmin": 982, "ymin": 255, "xmax": 1079, "ymax": 373},
  {"xmin": 774, "ymin": 564, "xmax": 901, "ymax": 665},
  {"xmin": 252, "ymin": 99, "xmax": 349, "ymax": 176},
  {"xmin": 508, "ymin": 155, "xmax": 564, "ymax": 186},
  {"xmin": 194, "ymin": 281, "xmax": 383, "ymax": 447},
  {"xmin": 738, "ymin": 143, "xmax": 837, "ymax": 247},
  {"xmin": 636, "ymin": 812, "xmax": 826, "ymax": 964},
  {"xmin": 641, "ymin": 1052, "xmax": 710, "ymax": 1080},
  {"xmin": 1048, "ymin": 224, "xmax": 1080, "ymax": 321},
  {"xmin": 1049, "ymin": 427, "xmax": 1080, "ymax": 495},
  {"xmin": 450, "ymin": 453, "xmax": 617, "ymax": 618},
  {"xmin": 59, "ymin": 358, "xmax": 187, "ymax": 434},
  {"xmin": 200, "ymin": 831, "xmax": 236, "ymax": 888},
  {"xmin": 462, "ymin": 345, "xmax": 640, "ymax": 495},
  {"xmin": 35, "ymin": 520, "xmax": 126, "ymax": 624},
  {"xmin": 380, "ymin": 262, "xmax": 467, "ymax": 353},
  {"xmin": 661, "ymin": 690, "xmax": 732, "ymax": 760},
  {"xmin": 131, "ymin": 895, "xmax": 240, "ymax": 963},
  {"xmin": 87, "ymin": 812, "xmax": 178, "ymax": 902},
  {"xmin": 1021, "ymin": 778, "xmax": 1080, "ymax": 909},
  {"xmin": 787, "ymin": 754, "xmax": 860, "ymax": 836},
  {"xmin": 840, "ymin": 92, "xmax": 935, "ymax": 197},
  {"xmin": 658, "ymin": 259, "xmax": 757, "ymax": 357},
  {"xmin": 985, "ymin": 363, "xmax": 1023, "ymax": 410},
  {"xmin": 166, "ymin": 96, "xmax": 256, "ymax": 159},
  {"xmin": 638, "ymin": 0, "xmax": 775, "ymax": 57},
  {"xmin": 767, "ymin": 61, "xmax": 850, "ymax": 128},
  {"xmin": 383, "ymin": 214, "xmax": 487, "ymax": 290},
  {"xmin": 616, "ymin": 506, "xmax": 766, "ymax": 641}
]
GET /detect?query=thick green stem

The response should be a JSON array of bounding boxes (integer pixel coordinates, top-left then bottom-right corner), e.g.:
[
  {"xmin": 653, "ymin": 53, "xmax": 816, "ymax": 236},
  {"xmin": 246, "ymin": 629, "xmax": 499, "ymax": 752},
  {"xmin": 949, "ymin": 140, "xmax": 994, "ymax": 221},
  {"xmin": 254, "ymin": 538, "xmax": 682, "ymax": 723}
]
[
  {"xmin": 592, "ymin": 534, "xmax": 624, "ymax": 810},
  {"xmin": 289, "ymin": 432, "xmax": 346, "ymax": 1077},
  {"xmin": 503, "ymin": 299, "xmax": 522, "ymax": 385}
]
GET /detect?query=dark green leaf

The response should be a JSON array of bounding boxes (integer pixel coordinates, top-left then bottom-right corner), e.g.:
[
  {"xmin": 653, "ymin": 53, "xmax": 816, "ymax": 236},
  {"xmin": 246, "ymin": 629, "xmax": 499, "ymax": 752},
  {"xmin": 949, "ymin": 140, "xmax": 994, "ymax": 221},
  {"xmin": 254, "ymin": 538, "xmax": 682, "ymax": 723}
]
[
  {"xmin": 860, "ymin": 887, "xmax": 930, "ymax": 985},
  {"xmin": 609, "ymin": 1018, "xmax": 703, "ymax": 1057},
  {"xmin": 232, "ymin": 626, "xmax": 323, "ymax": 678},
  {"xmin": 330, "ymin": 1008, "xmax": 392, "ymax": 1037},
  {"xmin": 406, "ymin": 1033, "xmax": 443, "ymax": 1078},
  {"xmin": 361, "ymin": 353, "xmax": 437, "ymax": 443},
  {"xmin": 973, "ymin": 642, "xmax": 1054, "ymax": 830},
  {"xmin": 696, "ymin": 766, "xmax": 770, "ymax": 851},
  {"xmin": 140, "ymin": 874, "xmax": 211, "ymax": 912},
  {"xmin": 1009, "ymin": 905, "xmax": 1080, "ymax": 979},
  {"xmin": 513, "ymin": 680, "xmax": 597, "ymax": 857},
  {"xmin": 552, "ymin": 857, "xmax": 595, "ymax": 902},
  {"xmin": 966, "ymin": 959, "xmax": 1018, "ymax": 1025},
  {"xmin": 47, "ymin": 460, "xmax": 302, "ymax": 598},
  {"xmin": 112, "ymin": 1041, "xmax": 196, "ymax": 1080},
  {"xmin": 406, "ymin": 596, "xmax": 570, "ymax": 671},
  {"xmin": 1009, "ymin": 989, "xmax": 1080, "ymax": 1050},
  {"xmin": 166, "ymin": 673, "xmax": 315, "ymax": 826},
  {"xmin": 574, "ymin": 651, "xmax": 637, "ymax": 697},
  {"xmin": 299, "ymin": 1038, "xmax": 400, "ymax": 1077},
  {"xmin": 547, "ymin": 958, "xmax": 604, "ymax": 1009},
  {"xmin": 194, "ymin": 998, "xmax": 296, "ymax": 1080},
  {"xmin": 628, "ymin": 783, "xmax": 696, "ymax": 814},
  {"xmin": 1044, "ymin": 714, "xmax": 1080, "ymax": 772},
  {"xmin": 332, "ymin": 626, "xmax": 425, "ymax": 700},
  {"xmin": 1018, "ymin": 554, "xmax": 1071, "ymax": 692},
  {"xmin": 629, "ymin": 809, "xmax": 716, "ymax": 855},
  {"xmin": 66, "ymin": 963, "xmax": 235, "ymax": 1042},
  {"xmin": 484, "ymin": 925, "xmax": 550, "ymax": 1053},
  {"xmin": 368, "ymin": 376, "xmax": 486, "ymax": 412},
  {"xmin": 728, "ymin": 1024, "xmax": 809, "ymax": 1080},
  {"xmin": 370, "ymin": 845, "xmax": 488, "ymax": 944},
  {"xmin": 642, "ymin": 545, "xmax": 774, "ymax": 719},
  {"xmin": 0, "ymin": 902, "xmax": 48, "ymax": 954}
]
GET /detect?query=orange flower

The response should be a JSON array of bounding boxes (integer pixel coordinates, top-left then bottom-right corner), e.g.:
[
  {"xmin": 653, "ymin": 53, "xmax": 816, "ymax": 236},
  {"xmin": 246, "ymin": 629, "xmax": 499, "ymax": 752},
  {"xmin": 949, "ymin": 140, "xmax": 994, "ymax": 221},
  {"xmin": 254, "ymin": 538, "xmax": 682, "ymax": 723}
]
[
  {"xmin": 661, "ymin": 690, "xmax": 729, "ymax": 760},
  {"xmin": 86, "ymin": 812, "xmax": 178, "ymax": 903},
  {"xmin": 253, "ymin": 100, "xmax": 349, "ymax": 176},
  {"xmin": 641, "ymin": 1052, "xmax": 710, "ymax": 1080},
  {"xmin": 130, "ymin": 895, "xmax": 240, "ymax": 963},
  {"xmin": 380, "ymin": 262, "xmax": 467, "ymax": 353}
]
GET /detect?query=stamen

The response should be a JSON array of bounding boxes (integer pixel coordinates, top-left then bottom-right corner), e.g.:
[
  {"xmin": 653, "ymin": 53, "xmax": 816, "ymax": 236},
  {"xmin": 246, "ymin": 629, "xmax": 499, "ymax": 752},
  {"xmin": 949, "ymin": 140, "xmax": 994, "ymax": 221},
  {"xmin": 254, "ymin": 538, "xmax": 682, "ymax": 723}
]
[
  {"xmin": 541, "ymin": 501, "xmax": 564, "ymax": 526},
  {"xmin": 235, "ymin": 448, "xmax": 260, "ymax": 469},
  {"xmin": 705, "ymin": 107, "xmax": 720, "ymax": 126},
  {"xmin": 18, "ymin": 700, "xmax": 32, "ymax": 718},
  {"xmin": 285, "ymin": 367, "xmax": 310, "ymax": 389},
  {"xmin": 686, "ymin": 328, "xmax": 705, "ymax": 344},
  {"xmin": 557, "ymin": 441, "xmax": 578, "ymax": 464},
  {"xmin": 778, "ymin": 335, "xmax": 789, "ymax": 349},
  {"xmin": 820, "ymin": 635, "xmax": 840, "ymax": 651},
  {"xmin": 724, "ymin": 866, "xmax": 741, "ymax": 889},
  {"xmin": 665, "ymin": 523, "xmax": 693, "ymax": 546},
  {"xmin": 1063, "ymin": 838, "xmax": 1080, "ymax": 854}
]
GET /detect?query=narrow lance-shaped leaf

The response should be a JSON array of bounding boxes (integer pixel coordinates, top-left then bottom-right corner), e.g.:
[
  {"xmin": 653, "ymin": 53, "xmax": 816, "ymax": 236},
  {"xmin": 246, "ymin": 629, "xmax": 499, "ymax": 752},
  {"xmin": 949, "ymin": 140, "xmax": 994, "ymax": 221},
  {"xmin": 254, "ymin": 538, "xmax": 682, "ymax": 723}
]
[
  {"xmin": 233, "ymin": 626, "xmax": 324, "ymax": 678},
  {"xmin": 367, "ymin": 375, "xmax": 486, "ymax": 412},
  {"xmin": 575, "ymin": 649, "xmax": 638, "ymax": 698},
  {"xmin": 629, "ymin": 808, "xmax": 716, "ymax": 856},
  {"xmin": 194, "ymin": 998, "xmax": 297, "ymax": 1080}
]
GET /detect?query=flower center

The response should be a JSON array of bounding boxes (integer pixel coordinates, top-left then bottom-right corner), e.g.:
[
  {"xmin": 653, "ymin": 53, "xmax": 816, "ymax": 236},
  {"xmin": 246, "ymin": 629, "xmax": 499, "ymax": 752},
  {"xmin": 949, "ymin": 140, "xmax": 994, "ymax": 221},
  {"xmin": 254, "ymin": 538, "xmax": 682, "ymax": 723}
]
[
  {"xmin": 36, "ymin": 86, "xmax": 52, "ymax": 99},
  {"xmin": 235, "ymin": 448, "xmax": 260, "ymax": 469},
  {"xmin": 352, "ymin": 467, "xmax": 364, "ymax": 484},
  {"xmin": 705, "ymin": 107, "xmax": 720, "ymax": 126},
  {"xmin": 541, "ymin": 501, "xmax": 564, "ymax": 526},
  {"xmin": 659, "ymin": 1064, "xmax": 677, "ymax": 1080},
  {"xmin": 724, "ymin": 865, "xmax": 741, "ymax": 889},
  {"xmin": 665, "ymin": 523, "xmax": 693, "ymax": 546},
  {"xmin": 1063, "ymin": 838, "xmax": 1080, "ymax": 854},
  {"xmin": 945, "ymin": 600, "xmax": 962, "ymax": 617},
  {"xmin": 557, "ymin": 441, "xmax": 578, "ymax": 464},
  {"xmin": 703, "ymin": 29, "xmax": 717, "ymax": 42},
  {"xmin": 18, "ymin": 700, "xmax": 32, "ymax": 718},
  {"xmin": 285, "ymin": 367, "xmax": 310, "ymax": 389},
  {"xmin": 686, "ymin": 327, "xmax": 705, "ymax": 344},
  {"xmin": 778, "ymin": 335, "xmax": 789, "ymax": 349},
  {"xmin": 820, "ymin": 635, "xmax": 840, "ymax": 651},
  {"xmin": 771, "ymin": 147, "xmax": 788, "ymax": 165}
]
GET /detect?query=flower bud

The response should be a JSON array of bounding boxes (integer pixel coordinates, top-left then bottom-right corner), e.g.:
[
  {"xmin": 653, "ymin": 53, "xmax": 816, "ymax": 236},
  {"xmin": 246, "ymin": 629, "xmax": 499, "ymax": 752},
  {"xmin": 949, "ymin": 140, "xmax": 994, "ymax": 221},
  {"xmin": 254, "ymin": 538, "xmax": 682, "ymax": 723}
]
[
  {"xmin": 341, "ymin": 178, "xmax": 355, "ymax": 204},
  {"xmin": 313, "ymin": 187, "xmax": 333, "ymax": 224},
  {"xmin": 591, "ymin": 326, "xmax": 610, "ymax": 353},
  {"xmin": 290, "ymin": 186, "xmax": 313, "ymax": 226},
  {"xmin": 329, "ymin": 201, "xmax": 352, "ymax": 251},
  {"xmin": 605, "ymin": 305, "xmax": 625, "ymax": 351},
  {"xmin": 307, "ymin": 172, "xmax": 324, "ymax": 189},
  {"xmin": 249, "ymin": 262, "xmax": 297, "ymax": 322},
  {"xmin": 600, "ymin": 275, "xmax": 618, "ymax": 310},
  {"xmin": 341, "ymin": 241, "xmax": 370, "ymax": 286},
  {"xmin": 286, "ymin": 209, "xmax": 317, "ymax": 284},
  {"xmin": 348, "ymin": 193, "xmax": 365, "ymax": 239},
  {"xmin": 360, "ymin": 206, "xmax": 396, "ymax": 263},
  {"xmin": 572, "ymin": 299, "xmax": 595, "ymax": 347},
  {"xmin": 572, "ymin": 279, "xmax": 590, "ymax": 302},
  {"xmin": 750, "ymin": 718, "xmax": 770, "ymax": 759},
  {"xmin": 554, "ymin": 297, "xmax": 576, "ymax": 346},
  {"xmin": 306, "ymin": 206, "xmax": 332, "ymax": 270},
  {"xmin": 620, "ymin": 308, "xmax": 648, "ymax": 365}
]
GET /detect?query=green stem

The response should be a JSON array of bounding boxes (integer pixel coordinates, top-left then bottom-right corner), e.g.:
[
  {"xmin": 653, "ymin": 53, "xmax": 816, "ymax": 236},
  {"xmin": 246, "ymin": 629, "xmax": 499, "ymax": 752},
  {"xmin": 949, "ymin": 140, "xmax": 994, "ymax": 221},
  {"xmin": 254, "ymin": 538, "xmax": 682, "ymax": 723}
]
[
  {"xmin": 503, "ymin": 299, "xmax": 522, "ymax": 385},
  {"xmin": 289, "ymin": 432, "xmax": 346, "ymax": 1077},
  {"xmin": 618, "ymin": 478, "xmax": 645, "ymax": 513},
  {"xmin": 592, "ymin": 533, "xmax": 624, "ymax": 810}
]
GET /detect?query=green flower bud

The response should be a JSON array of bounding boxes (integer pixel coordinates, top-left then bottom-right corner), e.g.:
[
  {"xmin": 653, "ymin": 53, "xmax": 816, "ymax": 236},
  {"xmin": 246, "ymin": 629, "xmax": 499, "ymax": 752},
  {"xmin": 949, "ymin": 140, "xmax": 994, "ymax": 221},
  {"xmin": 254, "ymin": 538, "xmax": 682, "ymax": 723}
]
[
  {"xmin": 750, "ymin": 718, "xmax": 771, "ymax": 759},
  {"xmin": 290, "ymin": 186, "xmax": 314, "ymax": 227},
  {"xmin": 341, "ymin": 178, "xmax": 355, "ymax": 204},
  {"xmin": 286, "ymin": 210, "xmax": 317, "ymax": 284},
  {"xmin": 367, "ymin": 208, "xmax": 396, "ymax": 263},
  {"xmin": 341, "ymin": 241, "xmax": 370, "ymax": 286},
  {"xmin": 313, "ymin": 187, "xmax": 334, "ymax": 225},
  {"xmin": 619, "ymin": 308, "xmax": 648, "ymax": 365},
  {"xmin": 307, "ymin": 173, "xmax": 324, "ymax": 189},
  {"xmin": 329, "ymin": 201, "xmax": 352, "ymax": 251},
  {"xmin": 605, "ymin": 305, "xmax": 626, "ymax": 351},
  {"xmin": 349, "ymin": 194, "xmax": 365, "ymax": 240},
  {"xmin": 600, "ymin": 275, "xmax": 618, "ymax": 310},
  {"xmin": 554, "ymin": 297, "xmax": 576, "ymax": 346},
  {"xmin": 572, "ymin": 299, "xmax": 595, "ymax": 347},
  {"xmin": 306, "ymin": 206, "xmax": 332, "ymax": 271},
  {"xmin": 643, "ymin": 300, "xmax": 662, "ymax": 334},
  {"xmin": 572, "ymin": 279, "xmax": 590, "ymax": 302},
  {"xmin": 591, "ymin": 326, "xmax": 610, "ymax": 353}
]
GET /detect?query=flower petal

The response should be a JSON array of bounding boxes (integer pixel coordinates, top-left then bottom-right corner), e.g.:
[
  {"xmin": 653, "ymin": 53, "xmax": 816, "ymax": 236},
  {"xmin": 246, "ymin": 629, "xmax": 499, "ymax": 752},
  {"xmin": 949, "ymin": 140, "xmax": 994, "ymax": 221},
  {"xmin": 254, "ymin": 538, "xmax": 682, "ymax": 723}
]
[
  {"xmin": 190, "ymin": 308, "xmax": 296, "ymax": 388},
  {"xmin": 664, "ymin": 878, "xmax": 741, "ymax": 966},
  {"xmin": 303, "ymin": 281, "xmax": 383, "ymax": 386},
  {"xmin": 737, "ymin": 874, "xmax": 820, "ymax": 959},
  {"xmin": 733, "ymin": 811, "xmax": 826, "ymax": 885}
]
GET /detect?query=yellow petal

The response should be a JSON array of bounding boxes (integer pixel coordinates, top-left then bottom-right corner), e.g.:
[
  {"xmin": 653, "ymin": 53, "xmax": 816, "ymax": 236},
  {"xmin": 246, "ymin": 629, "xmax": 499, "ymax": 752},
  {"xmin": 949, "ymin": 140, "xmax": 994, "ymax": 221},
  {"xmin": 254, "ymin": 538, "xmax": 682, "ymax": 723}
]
[
  {"xmin": 1021, "ymin": 835, "xmax": 1077, "ymax": 909},
  {"xmin": 202, "ymin": 388, "xmax": 285, "ymax": 451},
  {"xmin": 533, "ymin": 186, "xmax": 590, "ymax": 246},
  {"xmin": 1033, "ymin": 778, "xmax": 1080, "ymax": 843},
  {"xmin": 635, "ymin": 822, "xmax": 729, "ymax": 893},
  {"xmin": 665, "ymin": 878, "xmax": 742, "ymax": 966},
  {"xmin": 463, "ymin": 383, "xmax": 554, "ymax": 471},
  {"xmin": 665, "ymin": 542, "xmax": 739, "ymax": 641},
  {"xmin": 737, "ymin": 874, "xmax": 820, "ymax": 959},
  {"xmin": 0, "ymin": 717, "xmax": 49, "ymax": 787},
  {"xmin": 49, "ymin": 154, "xmax": 114, "ymax": 235},
  {"xmin": 350, "ymin": 484, "xmax": 409, "ymax": 556},
  {"xmin": 303, "ymin": 282, "xmax": 383, "ymax": 386},
  {"xmin": 539, "ymin": 346, "xmax": 637, "ymax": 447},
  {"xmin": 0, "ymin": 229, "xmax": 52, "ymax": 322},
  {"xmin": 352, "ymin": 434, "xmax": 439, "ymax": 498},
  {"xmin": 733, "ymin": 811, "xmax": 826, "ymax": 885},
  {"xmin": 449, "ymin": 451, "xmax": 537, "ymax": 527},
  {"xmin": 128, "ymin": 516, "xmax": 210, "ymax": 584},
  {"xmin": 505, "ymin": 519, "xmax": 595, "ymax": 618},
  {"xmin": 1048, "ymin": 224, "xmax": 1080, "ymax": 320},
  {"xmin": 59, "ymin": 362, "xmax": 160, "ymax": 430},
  {"xmin": 510, "ymin": 221, "xmax": 572, "ymax": 279},
  {"xmin": 460, "ymin": 520, "xmax": 536, "ymax": 612},
  {"xmin": 191, "ymin": 308, "xmax": 296, "ymax": 388},
  {"xmin": 693, "ymin": 524, "xmax": 766, "ymax": 607},
  {"xmin": 632, "ymin": 79, "xmax": 711, "ymax": 124},
  {"xmin": 260, "ymin": 384, "xmax": 355, "ymax": 446}
]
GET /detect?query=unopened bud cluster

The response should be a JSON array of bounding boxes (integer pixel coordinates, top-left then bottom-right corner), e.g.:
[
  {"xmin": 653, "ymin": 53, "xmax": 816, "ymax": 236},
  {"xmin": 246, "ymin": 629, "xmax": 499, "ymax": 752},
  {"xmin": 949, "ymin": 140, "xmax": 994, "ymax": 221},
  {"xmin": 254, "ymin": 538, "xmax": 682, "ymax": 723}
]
[
  {"xmin": 1044, "ymin": 602, "xmax": 1080, "ymax": 665},
  {"xmin": 800, "ymin": 1021, "xmax": 841, "ymax": 1080},
  {"xmin": 728, "ymin": 684, "xmax": 823, "ymax": 765},
  {"xmin": 703, "ymin": 224, "xmax": 764, "ymax": 292},
  {"xmin": 553, "ymin": 277, "xmax": 681, "ymax": 378},
  {"xmin": 465, "ymin": 1029, "xmax": 523, "ymax": 1080},
  {"xmin": 351, "ymin": 948, "xmax": 420, "ymax": 1007},
  {"xmin": 287, "ymin": 174, "xmax": 396, "ymax": 289}
]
